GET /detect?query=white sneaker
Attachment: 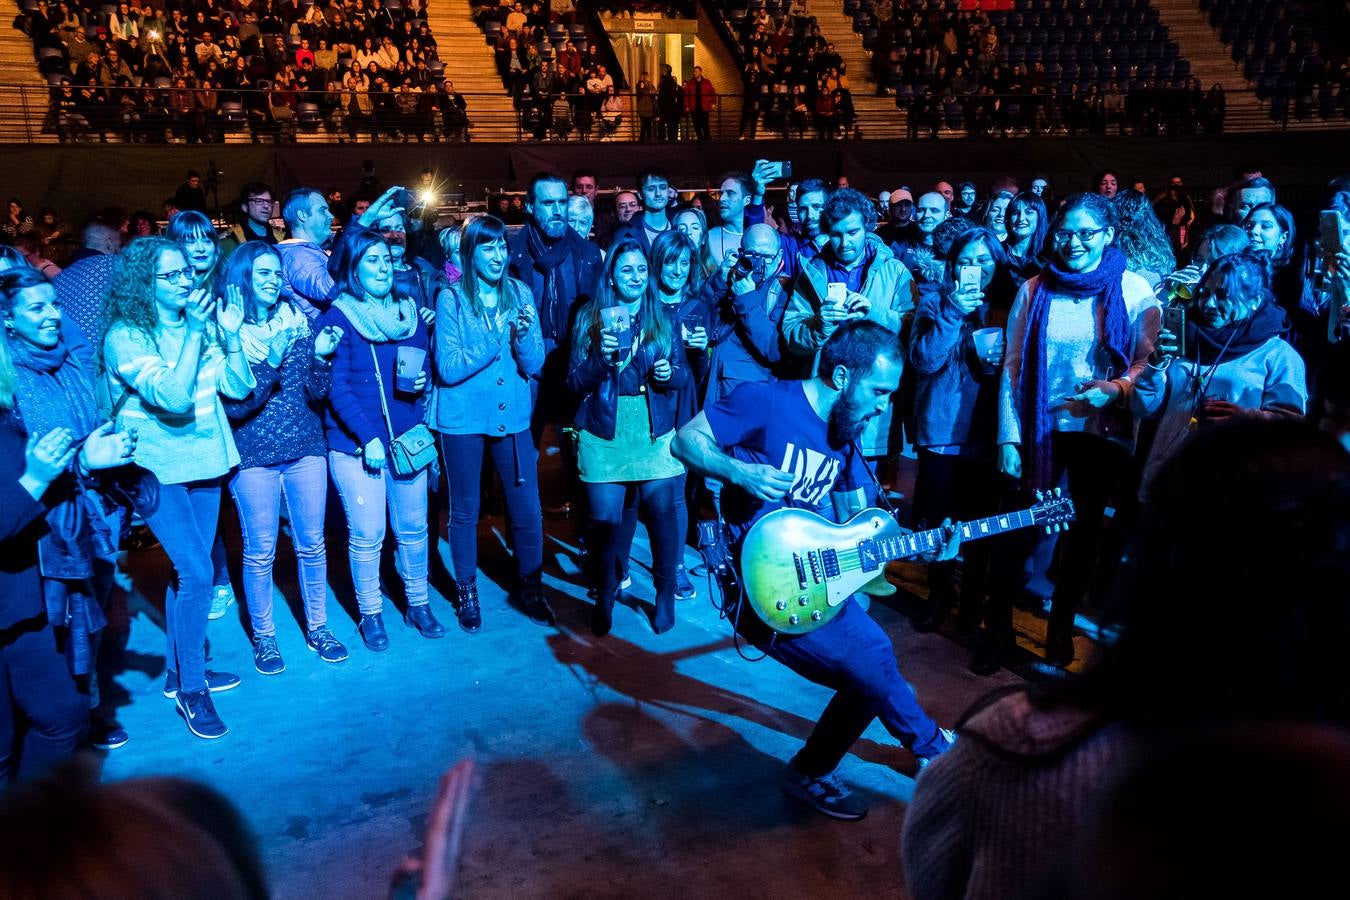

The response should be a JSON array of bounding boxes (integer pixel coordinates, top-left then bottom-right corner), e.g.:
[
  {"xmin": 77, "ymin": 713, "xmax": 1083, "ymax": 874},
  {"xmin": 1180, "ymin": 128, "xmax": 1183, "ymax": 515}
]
[{"xmin": 208, "ymin": 585, "xmax": 235, "ymax": 621}]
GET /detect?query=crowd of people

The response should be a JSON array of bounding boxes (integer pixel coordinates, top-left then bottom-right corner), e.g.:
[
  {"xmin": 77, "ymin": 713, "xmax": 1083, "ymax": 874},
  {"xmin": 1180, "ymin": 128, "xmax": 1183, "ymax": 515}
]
[
  {"xmin": 23, "ymin": 0, "xmax": 474, "ymax": 143},
  {"xmin": 0, "ymin": 151, "xmax": 1348, "ymax": 898}
]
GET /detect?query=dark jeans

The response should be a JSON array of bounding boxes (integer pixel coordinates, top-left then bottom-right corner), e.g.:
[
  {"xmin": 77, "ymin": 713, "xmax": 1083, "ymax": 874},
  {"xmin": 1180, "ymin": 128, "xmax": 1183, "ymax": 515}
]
[
  {"xmin": 586, "ymin": 476, "xmax": 678, "ymax": 609},
  {"xmin": 755, "ymin": 598, "xmax": 946, "ymax": 775},
  {"xmin": 0, "ymin": 615, "xmax": 89, "ymax": 782},
  {"xmin": 1042, "ymin": 432, "xmax": 1131, "ymax": 639},
  {"xmin": 440, "ymin": 430, "xmax": 543, "ymax": 584},
  {"xmin": 143, "ymin": 479, "xmax": 221, "ymax": 694},
  {"xmin": 692, "ymin": 109, "xmax": 710, "ymax": 140},
  {"xmin": 619, "ymin": 470, "xmax": 688, "ymax": 561},
  {"xmin": 912, "ymin": 449, "xmax": 1003, "ymax": 614}
]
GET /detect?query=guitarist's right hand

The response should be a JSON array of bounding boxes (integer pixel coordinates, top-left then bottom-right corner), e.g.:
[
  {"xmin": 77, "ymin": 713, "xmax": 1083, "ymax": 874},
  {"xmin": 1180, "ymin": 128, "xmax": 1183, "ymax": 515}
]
[{"xmin": 738, "ymin": 463, "xmax": 796, "ymax": 501}]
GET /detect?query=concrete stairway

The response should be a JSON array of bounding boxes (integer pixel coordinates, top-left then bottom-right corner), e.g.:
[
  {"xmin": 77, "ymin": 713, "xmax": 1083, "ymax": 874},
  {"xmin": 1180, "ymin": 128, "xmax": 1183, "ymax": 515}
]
[
  {"xmin": 1150, "ymin": 0, "xmax": 1347, "ymax": 132},
  {"xmin": 810, "ymin": 1, "xmax": 903, "ymax": 137},
  {"xmin": 423, "ymin": 0, "xmax": 521, "ymax": 141},
  {"xmin": 0, "ymin": 1, "xmax": 59, "ymax": 141}
]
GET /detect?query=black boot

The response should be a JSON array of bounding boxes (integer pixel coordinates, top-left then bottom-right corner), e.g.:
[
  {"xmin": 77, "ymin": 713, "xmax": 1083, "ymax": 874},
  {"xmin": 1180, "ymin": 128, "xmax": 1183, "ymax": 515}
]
[
  {"xmin": 652, "ymin": 592, "xmax": 675, "ymax": 635},
  {"xmin": 519, "ymin": 575, "xmax": 555, "ymax": 626},
  {"xmin": 359, "ymin": 613, "xmax": 389, "ymax": 652},
  {"xmin": 1044, "ymin": 625, "xmax": 1075, "ymax": 669},
  {"xmin": 591, "ymin": 585, "xmax": 616, "ymax": 637},
  {"xmin": 455, "ymin": 580, "xmax": 482, "ymax": 634},
  {"xmin": 405, "ymin": 603, "xmax": 447, "ymax": 639},
  {"xmin": 970, "ymin": 628, "xmax": 1014, "ymax": 677}
]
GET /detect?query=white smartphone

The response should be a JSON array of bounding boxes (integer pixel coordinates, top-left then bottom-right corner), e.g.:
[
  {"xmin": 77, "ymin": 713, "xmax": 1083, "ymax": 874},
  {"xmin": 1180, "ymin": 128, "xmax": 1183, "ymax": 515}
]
[{"xmin": 958, "ymin": 265, "xmax": 983, "ymax": 292}]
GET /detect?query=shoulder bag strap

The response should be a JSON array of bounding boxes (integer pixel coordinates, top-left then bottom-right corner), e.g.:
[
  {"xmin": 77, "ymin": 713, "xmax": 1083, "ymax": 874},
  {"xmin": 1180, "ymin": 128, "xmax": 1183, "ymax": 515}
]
[{"xmin": 368, "ymin": 342, "xmax": 395, "ymax": 442}]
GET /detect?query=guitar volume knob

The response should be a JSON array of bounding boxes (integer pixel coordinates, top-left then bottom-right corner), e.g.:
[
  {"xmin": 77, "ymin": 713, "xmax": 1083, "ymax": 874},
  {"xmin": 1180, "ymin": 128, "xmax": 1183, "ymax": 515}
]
[
  {"xmin": 811, "ymin": 610, "xmax": 823, "ymax": 622},
  {"xmin": 798, "ymin": 596, "xmax": 809, "ymax": 606},
  {"xmin": 775, "ymin": 600, "xmax": 788, "ymax": 611},
  {"xmin": 788, "ymin": 614, "xmax": 800, "ymax": 626}
]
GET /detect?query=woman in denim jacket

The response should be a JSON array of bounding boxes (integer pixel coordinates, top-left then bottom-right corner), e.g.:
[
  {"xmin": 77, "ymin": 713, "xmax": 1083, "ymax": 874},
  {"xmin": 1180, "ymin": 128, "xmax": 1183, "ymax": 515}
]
[{"xmin": 430, "ymin": 215, "xmax": 548, "ymax": 634}]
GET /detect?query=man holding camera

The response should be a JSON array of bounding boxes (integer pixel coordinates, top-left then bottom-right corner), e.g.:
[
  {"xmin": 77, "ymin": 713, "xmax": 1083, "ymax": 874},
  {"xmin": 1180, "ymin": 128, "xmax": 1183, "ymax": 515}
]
[{"xmin": 782, "ymin": 188, "xmax": 917, "ymax": 458}]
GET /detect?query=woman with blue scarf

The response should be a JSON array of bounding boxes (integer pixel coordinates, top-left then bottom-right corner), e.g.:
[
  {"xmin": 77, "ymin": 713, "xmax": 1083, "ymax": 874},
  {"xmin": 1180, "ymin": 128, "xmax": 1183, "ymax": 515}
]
[{"xmin": 997, "ymin": 193, "xmax": 1160, "ymax": 668}]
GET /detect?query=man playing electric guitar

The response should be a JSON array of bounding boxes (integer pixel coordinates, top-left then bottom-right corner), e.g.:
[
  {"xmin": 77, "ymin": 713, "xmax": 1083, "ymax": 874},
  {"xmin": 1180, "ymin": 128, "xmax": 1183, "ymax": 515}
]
[{"xmin": 672, "ymin": 320, "xmax": 958, "ymax": 821}]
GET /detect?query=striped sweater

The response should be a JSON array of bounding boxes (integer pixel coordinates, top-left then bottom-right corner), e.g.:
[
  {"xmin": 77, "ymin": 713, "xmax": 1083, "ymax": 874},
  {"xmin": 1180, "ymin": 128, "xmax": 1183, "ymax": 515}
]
[{"xmin": 103, "ymin": 321, "xmax": 257, "ymax": 485}]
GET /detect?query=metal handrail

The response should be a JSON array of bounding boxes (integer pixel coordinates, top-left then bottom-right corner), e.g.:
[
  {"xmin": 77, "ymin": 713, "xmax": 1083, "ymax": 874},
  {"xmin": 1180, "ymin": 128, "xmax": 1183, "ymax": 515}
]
[{"xmin": 6, "ymin": 83, "xmax": 1347, "ymax": 143}]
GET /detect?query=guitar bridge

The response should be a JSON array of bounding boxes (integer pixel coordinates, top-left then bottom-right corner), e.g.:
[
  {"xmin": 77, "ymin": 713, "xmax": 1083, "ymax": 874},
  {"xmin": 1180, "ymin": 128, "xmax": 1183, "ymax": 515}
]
[
  {"xmin": 792, "ymin": 553, "xmax": 807, "ymax": 589},
  {"xmin": 807, "ymin": 551, "xmax": 822, "ymax": 583}
]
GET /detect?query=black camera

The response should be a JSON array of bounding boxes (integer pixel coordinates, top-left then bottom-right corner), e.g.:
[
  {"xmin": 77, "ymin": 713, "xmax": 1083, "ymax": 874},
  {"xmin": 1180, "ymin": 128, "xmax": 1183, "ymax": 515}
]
[{"xmin": 732, "ymin": 249, "xmax": 767, "ymax": 283}]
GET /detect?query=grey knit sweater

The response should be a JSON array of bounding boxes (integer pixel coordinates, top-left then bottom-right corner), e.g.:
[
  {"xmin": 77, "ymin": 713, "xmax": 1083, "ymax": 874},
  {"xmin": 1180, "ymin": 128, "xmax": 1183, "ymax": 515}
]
[{"xmin": 901, "ymin": 690, "xmax": 1133, "ymax": 900}]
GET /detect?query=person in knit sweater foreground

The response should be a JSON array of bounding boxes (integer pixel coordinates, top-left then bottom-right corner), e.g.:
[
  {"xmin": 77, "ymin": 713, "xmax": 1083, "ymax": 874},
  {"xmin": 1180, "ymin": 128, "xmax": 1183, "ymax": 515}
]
[{"xmin": 902, "ymin": 419, "xmax": 1350, "ymax": 900}]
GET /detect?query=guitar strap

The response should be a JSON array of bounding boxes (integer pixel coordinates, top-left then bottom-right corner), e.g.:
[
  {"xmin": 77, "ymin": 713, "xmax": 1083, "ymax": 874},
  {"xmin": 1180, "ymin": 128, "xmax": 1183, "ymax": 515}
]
[{"xmin": 852, "ymin": 440, "xmax": 899, "ymax": 520}]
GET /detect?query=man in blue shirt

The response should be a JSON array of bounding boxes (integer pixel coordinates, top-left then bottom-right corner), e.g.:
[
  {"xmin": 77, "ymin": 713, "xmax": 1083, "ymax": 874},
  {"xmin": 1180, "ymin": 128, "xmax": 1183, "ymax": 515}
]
[{"xmin": 673, "ymin": 320, "xmax": 956, "ymax": 821}]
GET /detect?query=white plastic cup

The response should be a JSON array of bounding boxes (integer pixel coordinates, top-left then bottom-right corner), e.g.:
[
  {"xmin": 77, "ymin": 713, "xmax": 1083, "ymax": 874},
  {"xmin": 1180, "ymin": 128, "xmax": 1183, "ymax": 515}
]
[{"xmin": 972, "ymin": 327, "xmax": 1005, "ymax": 360}]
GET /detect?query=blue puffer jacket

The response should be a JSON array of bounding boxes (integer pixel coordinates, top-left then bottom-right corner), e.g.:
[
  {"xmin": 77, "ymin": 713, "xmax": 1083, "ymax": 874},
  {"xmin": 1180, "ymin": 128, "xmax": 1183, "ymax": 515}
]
[{"xmin": 567, "ymin": 306, "xmax": 688, "ymax": 441}]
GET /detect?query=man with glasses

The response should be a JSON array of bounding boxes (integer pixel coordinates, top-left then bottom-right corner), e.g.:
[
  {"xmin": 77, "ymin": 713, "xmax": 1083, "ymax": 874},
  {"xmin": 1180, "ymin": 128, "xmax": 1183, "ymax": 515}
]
[
  {"xmin": 707, "ymin": 223, "xmax": 801, "ymax": 399},
  {"xmin": 220, "ymin": 182, "xmax": 283, "ymax": 258}
]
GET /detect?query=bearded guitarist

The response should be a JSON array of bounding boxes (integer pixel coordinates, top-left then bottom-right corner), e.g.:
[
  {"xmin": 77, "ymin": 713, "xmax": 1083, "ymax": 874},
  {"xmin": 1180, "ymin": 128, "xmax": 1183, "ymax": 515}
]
[{"xmin": 672, "ymin": 320, "xmax": 958, "ymax": 821}]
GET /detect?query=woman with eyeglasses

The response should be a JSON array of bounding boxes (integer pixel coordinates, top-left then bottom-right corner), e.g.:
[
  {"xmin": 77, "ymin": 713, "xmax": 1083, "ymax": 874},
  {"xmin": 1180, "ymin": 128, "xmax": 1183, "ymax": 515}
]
[
  {"xmin": 166, "ymin": 210, "xmax": 238, "ymax": 624},
  {"xmin": 1133, "ymin": 251, "xmax": 1305, "ymax": 497},
  {"xmin": 430, "ymin": 215, "xmax": 549, "ymax": 634},
  {"xmin": 102, "ymin": 237, "xmax": 256, "ymax": 738},
  {"xmin": 318, "ymin": 226, "xmax": 442, "ymax": 653},
  {"xmin": 220, "ymin": 242, "xmax": 349, "ymax": 675},
  {"xmin": 1001, "ymin": 192, "xmax": 1047, "ymax": 297},
  {"xmin": 998, "ymin": 193, "xmax": 1159, "ymax": 668},
  {"xmin": 568, "ymin": 239, "xmax": 687, "ymax": 637}
]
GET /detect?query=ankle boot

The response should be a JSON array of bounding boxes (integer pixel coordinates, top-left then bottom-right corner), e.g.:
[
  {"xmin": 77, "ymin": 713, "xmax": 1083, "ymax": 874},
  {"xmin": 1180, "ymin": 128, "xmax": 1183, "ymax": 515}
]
[
  {"xmin": 591, "ymin": 584, "xmax": 616, "ymax": 637},
  {"xmin": 455, "ymin": 580, "xmax": 481, "ymax": 634},
  {"xmin": 1044, "ymin": 625, "xmax": 1075, "ymax": 669},
  {"xmin": 652, "ymin": 591, "xmax": 675, "ymax": 635},
  {"xmin": 359, "ymin": 613, "xmax": 389, "ymax": 652},
  {"xmin": 405, "ymin": 603, "xmax": 447, "ymax": 639},
  {"xmin": 519, "ymin": 575, "xmax": 555, "ymax": 626}
]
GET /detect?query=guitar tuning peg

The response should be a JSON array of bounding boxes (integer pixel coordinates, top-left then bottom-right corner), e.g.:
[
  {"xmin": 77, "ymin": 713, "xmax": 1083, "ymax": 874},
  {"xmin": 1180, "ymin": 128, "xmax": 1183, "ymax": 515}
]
[
  {"xmin": 1044, "ymin": 526, "xmax": 1051, "ymax": 535},
  {"xmin": 1054, "ymin": 486, "xmax": 1062, "ymax": 497},
  {"xmin": 1034, "ymin": 489, "xmax": 1044, "ymax": 501}
]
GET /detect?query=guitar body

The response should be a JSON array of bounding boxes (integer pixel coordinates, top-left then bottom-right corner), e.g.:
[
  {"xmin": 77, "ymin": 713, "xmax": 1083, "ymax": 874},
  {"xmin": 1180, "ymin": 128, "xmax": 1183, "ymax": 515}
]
[
  {"xmin": 737, "ymin": 492, "xmax": 1075, "ymax": 635},
  {"xmin": 740, "ymin": 507, "xmax": 903, "ymax": 636}
]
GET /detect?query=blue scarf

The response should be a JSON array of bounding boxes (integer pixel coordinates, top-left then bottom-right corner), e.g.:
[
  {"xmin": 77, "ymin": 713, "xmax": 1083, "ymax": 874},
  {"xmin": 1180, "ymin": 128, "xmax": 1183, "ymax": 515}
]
[{"xmin": 1018, "ymin": 246, "xmax": 1132, "ymax": 490}]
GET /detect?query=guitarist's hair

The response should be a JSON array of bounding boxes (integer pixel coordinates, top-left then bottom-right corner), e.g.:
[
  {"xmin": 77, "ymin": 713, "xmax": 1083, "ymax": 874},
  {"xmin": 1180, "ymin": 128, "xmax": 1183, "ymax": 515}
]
[{"xmin": 818, "ymin": 319, "xmax": 901, "ymax": 383}]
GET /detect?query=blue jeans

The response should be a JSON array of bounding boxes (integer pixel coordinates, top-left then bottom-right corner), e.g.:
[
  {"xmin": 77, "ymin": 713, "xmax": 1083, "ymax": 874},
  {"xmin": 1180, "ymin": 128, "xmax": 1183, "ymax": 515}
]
[
  {"xmin": 229, "ymin": 455, "xmax": 329, "ymax": 636},
  {"xmin": 328, "ymin": 451, "xmax": 429, "ymax": 616},
  {"xmin": 587, "ymin": 476, "xmax": 678, "ymax": 609},
  {"xmin": 0, "ymin": 616, "xmax": 88, "ymax": 783},
  {"xmin": 755, "ymin": 598, "xmax": 946, "ymax": 775},
  {"xmin": 438, "ymin": 430, "xmax": 543, "ymax": 584},
  {"xmin": 142, "ymin": 479, "xmax": 220, "ymax": 694}
]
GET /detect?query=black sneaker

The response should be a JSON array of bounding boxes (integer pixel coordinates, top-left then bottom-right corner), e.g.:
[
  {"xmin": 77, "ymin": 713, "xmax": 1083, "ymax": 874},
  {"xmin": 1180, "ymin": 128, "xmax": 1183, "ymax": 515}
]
[
  {"xmin": 89, "ymin": 719, "xmax": 129, "ymax": 750},
  {"xmin": 306, "ymin": 627, "xmax": 350, "ymax": 663},
  {"xmin": 176, "ymin": 688, "xmax": 228, "ymax": 739},
  {"xmin": 780, "ymin": 765, "xmax": 868, "ymax": 821},
  {"xmin": 674, "ymin": 565, "xmax": 697, "ymax": 601},
  {"xmin": 162, "ymin": 669, "xmax": 242, "ymax": 699},
  {"xmin": 252, "ymin": 635, "xmax": 285, "ymax": 675},
  {"xmin": 359, "ymin": 613, "xmax": 390, "ymax": 651}
]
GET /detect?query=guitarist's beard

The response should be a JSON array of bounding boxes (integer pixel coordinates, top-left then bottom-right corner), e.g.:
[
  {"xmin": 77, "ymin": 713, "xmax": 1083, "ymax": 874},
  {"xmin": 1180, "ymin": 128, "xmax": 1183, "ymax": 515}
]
[{"xmin": 827, "ymin": 387, "xmax": 868, "ymax": 450}]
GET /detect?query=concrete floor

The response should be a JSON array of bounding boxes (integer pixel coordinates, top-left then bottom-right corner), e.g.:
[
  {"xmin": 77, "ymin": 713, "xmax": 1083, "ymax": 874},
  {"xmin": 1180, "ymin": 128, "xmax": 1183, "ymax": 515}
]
[{"xmin": 98, "ymin": 457, "xmax": 1043, "ymax": 899}]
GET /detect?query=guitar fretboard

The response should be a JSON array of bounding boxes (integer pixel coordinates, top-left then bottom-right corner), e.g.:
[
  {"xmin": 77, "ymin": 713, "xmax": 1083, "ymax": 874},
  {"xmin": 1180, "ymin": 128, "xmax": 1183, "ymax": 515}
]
[{"xmin": 870, "ymin": 509, "xmax": 1040, "ymax": 560}]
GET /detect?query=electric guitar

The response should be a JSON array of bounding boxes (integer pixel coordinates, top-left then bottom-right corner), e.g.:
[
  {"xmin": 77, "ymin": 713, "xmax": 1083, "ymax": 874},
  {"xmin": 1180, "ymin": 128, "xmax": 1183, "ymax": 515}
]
[{"xmin": 738, "ymin": 490, "xmax": 1076, "ymax": 635}]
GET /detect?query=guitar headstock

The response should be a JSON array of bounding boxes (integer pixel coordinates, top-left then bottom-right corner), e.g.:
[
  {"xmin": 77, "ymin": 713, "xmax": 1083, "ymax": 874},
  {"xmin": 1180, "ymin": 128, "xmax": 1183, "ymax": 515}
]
[{"xmin": 1032, "ymin": 487, "xmax": 1076, "ymax": 533}]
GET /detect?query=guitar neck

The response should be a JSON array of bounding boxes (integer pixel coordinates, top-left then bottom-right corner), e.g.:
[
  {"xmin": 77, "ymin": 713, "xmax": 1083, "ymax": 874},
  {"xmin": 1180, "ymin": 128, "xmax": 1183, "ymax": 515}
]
[{"xmin": 874, "ymin": 508, "xmax": 1042, "ymax": 561}]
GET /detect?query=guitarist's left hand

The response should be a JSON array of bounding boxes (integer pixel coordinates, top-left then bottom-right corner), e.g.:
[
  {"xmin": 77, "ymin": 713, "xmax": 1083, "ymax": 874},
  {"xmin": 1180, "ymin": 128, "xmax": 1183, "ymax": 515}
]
[{"xmin": 920, "ymin": 518, "xmax": 962, "ymax": 564}]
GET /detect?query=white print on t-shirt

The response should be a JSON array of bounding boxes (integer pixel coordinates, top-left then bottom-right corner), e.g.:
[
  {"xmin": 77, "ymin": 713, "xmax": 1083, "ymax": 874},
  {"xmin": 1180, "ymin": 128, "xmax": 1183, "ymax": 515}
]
[{"xmin": 779, "ymin": 442, "xmax": 841, "ymax": 507}]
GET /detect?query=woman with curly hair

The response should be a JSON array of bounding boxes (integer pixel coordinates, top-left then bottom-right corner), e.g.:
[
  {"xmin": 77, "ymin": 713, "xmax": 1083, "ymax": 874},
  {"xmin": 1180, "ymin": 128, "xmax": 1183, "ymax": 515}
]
[
  {"xmin": 568, "ymin": 239, "xmax": 687, "ymax": 637},
  {"xmin": 317, "ymin": 226, "xmax": 441, "ymax": 652},
  {"xmin": 166, "ymin": 208, "xmax": 237, "ymax": 622},
  {"xmin": 102, "ymin": 237, "xmax": 256, "ymax": 739},
  {"xmin": 1112, "ymin": 189, "xmax": 1176, "ymax": 289}
]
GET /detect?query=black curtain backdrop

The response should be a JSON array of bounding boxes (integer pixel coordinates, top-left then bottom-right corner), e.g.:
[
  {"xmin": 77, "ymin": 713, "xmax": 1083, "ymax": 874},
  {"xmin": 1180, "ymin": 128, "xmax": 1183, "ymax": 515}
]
[{"xmin": 2, "ymin": 133, "xmax": 1344, "ymax": 220}]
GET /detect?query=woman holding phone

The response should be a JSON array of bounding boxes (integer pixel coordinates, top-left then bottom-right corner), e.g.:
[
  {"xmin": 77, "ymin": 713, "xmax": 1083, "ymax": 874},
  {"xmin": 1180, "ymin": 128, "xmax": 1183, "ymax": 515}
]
[
  {"xmin": 568, "ymin": 239, "xmax": 687, "ymax": 636},
  {"xmin": 998, "ymin": 194, "xmax": 1159, "ymax": 668},
  {"xmin": 430, "ymin": 215, "xmax": 550, "ymax": 634},
  {"xmin": 318, "ymin": 226, "xmax": 443, "ymax": 653},
  {"xmin": 220, "ymin": 241, "xmax": 349, "ymax": 674},
  {"xmin": 909, "ymin": 227, "xmax": 1014, "ymax": 654},
  {"xmin": 103, "ymin": 237, "xmax": 256, "ymax": 739}
]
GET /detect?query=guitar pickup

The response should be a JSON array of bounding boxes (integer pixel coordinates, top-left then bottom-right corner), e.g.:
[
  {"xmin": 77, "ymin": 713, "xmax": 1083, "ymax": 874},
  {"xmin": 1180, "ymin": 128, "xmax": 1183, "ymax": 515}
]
[
  {"xmin": 856, "ymin": 539, "xmax": 881, "ymax": 572},
  {"xmin": 820, "ymin": 548, "xmax": 840, "ymax": 579},
  {"xmin": 792, "ymin": 553, "xmax": 807, "ymax": 589}
]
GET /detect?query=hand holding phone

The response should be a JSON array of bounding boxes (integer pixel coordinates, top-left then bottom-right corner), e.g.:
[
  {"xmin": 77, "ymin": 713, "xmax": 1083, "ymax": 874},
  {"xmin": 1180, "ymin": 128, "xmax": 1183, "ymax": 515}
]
[{"xmin": 1158, "ymin": 304, "xmax": 1186, "ymax": 361}]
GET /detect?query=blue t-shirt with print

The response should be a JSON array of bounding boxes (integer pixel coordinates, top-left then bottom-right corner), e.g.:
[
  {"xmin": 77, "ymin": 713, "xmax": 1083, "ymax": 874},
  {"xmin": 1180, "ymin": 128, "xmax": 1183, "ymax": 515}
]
[{"xmin": 703, "ymin": 379, "xmax": 871, "ymax": 546}]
